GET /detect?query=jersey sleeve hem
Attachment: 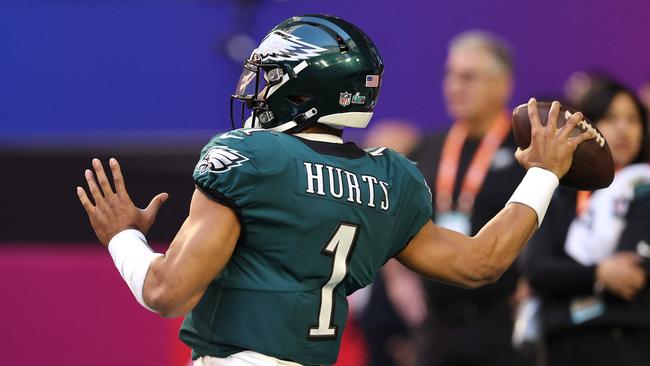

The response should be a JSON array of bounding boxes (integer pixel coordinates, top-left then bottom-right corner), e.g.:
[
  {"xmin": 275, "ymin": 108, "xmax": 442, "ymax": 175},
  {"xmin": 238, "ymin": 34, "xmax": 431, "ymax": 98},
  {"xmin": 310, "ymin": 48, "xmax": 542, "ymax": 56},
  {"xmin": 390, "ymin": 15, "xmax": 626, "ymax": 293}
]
[
  {"xmin": 195, "ymin": 184, "xmax": 247, "ymax": 242},
  {"xmin": 390, "ymin": 215, "xmax": 431, "ymax": 259}
]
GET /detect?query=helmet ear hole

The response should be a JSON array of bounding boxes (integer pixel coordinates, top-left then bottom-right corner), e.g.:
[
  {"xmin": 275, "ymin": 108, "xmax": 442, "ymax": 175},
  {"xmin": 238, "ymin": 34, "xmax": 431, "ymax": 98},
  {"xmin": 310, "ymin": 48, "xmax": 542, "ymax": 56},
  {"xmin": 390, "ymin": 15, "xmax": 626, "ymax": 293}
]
[{"xmin": 287, "ymin": 95, "xmax": 312, "ymax": 105}]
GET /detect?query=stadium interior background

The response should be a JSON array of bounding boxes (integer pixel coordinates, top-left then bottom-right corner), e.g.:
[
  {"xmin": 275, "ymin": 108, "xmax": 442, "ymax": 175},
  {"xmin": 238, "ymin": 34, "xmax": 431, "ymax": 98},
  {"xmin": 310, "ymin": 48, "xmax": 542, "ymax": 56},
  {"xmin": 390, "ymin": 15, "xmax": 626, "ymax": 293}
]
[{"xmin": 1, "ymin": 0, "xmax": 649, "ymax": 365}]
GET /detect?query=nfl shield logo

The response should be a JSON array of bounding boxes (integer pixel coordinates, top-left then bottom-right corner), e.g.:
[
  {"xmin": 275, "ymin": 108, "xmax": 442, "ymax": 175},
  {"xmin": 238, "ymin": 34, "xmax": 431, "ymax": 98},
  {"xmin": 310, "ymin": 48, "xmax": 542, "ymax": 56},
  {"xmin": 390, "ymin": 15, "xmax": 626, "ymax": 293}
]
[{"xmin": 339, "ymin": 92, "xmax": 352, "ymax": 107}]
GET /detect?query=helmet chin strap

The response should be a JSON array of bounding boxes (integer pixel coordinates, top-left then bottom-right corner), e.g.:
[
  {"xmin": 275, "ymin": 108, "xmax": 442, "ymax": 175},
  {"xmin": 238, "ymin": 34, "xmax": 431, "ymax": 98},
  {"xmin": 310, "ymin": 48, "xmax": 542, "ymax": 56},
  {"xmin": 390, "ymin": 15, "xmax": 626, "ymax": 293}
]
[
  {"xmin": 243, "ymin": 113, "xmax": 298, "ymax": 132},
  {"xmin": 244, "ymin": 107, "xmax": 320, "ymax": 133},
  {"xmin": 270, "ymin": 121, "xmax": 298, "ymax": 132},
  {"xmin": 282, "ymin": 108, "xmax": 320, "ymax": 134}
]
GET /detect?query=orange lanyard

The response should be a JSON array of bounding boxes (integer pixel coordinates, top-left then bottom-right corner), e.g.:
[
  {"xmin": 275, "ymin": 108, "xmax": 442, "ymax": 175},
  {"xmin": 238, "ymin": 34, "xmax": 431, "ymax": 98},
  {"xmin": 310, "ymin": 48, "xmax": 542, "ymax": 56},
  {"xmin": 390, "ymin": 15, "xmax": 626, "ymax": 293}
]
[
  {"xmin": 576, "ymin": 191, "xmax": 592, "ymax": 216},
  {"xmin": 435, "ymin": 112, "xmax": 511, "ymax": 214}
]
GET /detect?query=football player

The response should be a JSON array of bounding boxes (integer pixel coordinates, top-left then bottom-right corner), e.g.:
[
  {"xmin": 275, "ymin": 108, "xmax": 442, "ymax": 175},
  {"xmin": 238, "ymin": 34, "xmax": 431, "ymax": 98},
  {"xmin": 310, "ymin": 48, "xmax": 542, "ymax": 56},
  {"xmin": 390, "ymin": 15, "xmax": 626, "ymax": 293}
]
[{"xmin": 77, "ymin": 15, "xmax": 595, "ymax": 366}]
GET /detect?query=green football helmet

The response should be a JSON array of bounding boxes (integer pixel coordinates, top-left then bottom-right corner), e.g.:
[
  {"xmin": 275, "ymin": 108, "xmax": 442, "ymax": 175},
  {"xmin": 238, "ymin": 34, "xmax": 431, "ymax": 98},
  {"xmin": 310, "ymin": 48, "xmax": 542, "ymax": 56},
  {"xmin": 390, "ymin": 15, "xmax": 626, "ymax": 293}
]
[{"xmin": 231, "ymin": 14, "xmax": 384, "ymax": 133}]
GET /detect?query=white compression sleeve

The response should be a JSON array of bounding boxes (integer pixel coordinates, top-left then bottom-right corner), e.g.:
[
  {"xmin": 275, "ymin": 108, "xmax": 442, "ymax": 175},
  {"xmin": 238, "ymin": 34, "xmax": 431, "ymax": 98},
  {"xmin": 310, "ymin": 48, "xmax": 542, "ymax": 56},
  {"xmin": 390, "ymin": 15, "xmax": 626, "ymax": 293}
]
[
  {"xmin": 108, "ymin": 229, "xmax": 163, "ymax": 312},
  {"xmin": 506, "ymin": 167, "xmax": 559, "ymax": 228}
]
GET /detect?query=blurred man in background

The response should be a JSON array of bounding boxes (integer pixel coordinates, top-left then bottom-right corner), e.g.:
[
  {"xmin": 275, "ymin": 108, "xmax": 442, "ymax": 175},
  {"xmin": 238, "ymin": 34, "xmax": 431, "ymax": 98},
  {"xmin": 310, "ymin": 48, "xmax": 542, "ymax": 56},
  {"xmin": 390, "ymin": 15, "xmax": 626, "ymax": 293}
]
[{"xmin": 410, "ymin": 31, "xmax": 531, "ymax": 366}]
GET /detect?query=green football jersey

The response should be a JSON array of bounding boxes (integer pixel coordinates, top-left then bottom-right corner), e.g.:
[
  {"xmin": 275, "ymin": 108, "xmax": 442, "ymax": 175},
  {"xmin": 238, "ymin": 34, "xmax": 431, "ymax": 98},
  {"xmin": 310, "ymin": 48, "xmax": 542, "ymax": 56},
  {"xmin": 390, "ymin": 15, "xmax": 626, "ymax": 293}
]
[{"xmin": 180, "ymin": 128, "xmax": 432, "ymax": 365}]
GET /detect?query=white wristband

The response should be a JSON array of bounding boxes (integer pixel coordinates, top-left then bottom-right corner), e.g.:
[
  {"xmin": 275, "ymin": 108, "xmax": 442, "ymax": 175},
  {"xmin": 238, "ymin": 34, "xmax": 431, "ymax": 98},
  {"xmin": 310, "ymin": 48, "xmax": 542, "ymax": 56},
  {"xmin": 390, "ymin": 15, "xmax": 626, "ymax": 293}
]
[
  {"xmin": 506, "ymin": 167, "xmax": 559, "ymax": 228},
  {"xmin": 108, "ymin": 229, "xmax": 163, "ymax": 312}
]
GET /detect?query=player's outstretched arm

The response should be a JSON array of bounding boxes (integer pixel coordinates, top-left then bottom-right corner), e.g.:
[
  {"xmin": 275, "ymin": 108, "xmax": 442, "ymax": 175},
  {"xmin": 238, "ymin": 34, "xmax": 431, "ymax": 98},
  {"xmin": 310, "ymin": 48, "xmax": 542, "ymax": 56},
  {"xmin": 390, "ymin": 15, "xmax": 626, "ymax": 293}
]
[
  {"xmin": 397, "ymin": 99, "xmax": 596, "ymax": 288},
  {"xmin": 397, "ymin": 209, "xmax": 536, "ymax": 288},
  {"xmin": 77, "ymin": 158, "xmax": 240, "ymax": 317},
  {"xmin": 142, "ymin": 189, "xmax": 239, "ymax": 317}
]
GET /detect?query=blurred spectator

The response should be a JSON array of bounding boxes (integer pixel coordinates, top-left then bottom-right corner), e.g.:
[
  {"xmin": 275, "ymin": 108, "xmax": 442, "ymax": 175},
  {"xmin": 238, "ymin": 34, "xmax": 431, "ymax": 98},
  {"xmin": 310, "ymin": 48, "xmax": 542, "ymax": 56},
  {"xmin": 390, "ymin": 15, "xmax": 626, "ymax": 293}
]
[
  {"xmin": 351, "ymin": 119, "xmax": 425, "ymax": 366},
  {"xmin": 364, "ymin": 119, "xmax": 422, "ymax": 156},
  {"xmin": 522, "ymin": 79, "xmax": 650, "ymax": 366},
  {"xmin": 409, "ymin": 31, "xmax": 531, "ymax": 366},
  {"xmin": 563, "ymin": 71, "xmax": 609, "ymax": 106}
]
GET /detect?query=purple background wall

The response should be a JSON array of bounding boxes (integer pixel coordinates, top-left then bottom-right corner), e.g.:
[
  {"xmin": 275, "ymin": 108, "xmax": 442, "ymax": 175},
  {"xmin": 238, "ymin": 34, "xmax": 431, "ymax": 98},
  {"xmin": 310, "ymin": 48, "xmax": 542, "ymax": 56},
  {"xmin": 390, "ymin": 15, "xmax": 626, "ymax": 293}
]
[{"xmin": 2, "ymin": 0, "xmax": 649, "ymax": 137}]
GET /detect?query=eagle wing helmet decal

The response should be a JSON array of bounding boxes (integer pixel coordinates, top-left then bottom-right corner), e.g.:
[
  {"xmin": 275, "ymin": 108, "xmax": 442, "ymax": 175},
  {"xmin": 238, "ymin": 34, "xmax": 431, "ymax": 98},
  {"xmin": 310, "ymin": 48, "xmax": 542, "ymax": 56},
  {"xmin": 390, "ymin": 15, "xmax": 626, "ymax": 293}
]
[{"xmin": 253, "ymin": 30, "xmax": 328, "ymax": 62}]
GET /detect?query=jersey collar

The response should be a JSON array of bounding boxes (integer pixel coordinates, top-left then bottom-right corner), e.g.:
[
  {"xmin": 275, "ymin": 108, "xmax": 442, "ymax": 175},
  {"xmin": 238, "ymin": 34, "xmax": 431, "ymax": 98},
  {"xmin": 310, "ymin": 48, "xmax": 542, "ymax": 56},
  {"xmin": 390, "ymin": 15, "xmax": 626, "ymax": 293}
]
[
  {"xmin": 291, "ymin": 135, "xmax": 366, "ymax": 159},
  {"xmin": 293, "ymin": 133, "xmax": 343, "ymax": 144}
]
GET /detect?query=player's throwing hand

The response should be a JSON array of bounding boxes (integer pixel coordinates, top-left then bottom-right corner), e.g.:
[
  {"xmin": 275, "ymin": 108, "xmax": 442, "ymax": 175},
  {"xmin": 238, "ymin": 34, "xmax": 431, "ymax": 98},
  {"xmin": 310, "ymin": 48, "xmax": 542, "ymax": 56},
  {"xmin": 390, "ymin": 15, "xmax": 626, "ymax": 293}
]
[
  {"xmin": 515, "ymin": 98, "xmax": 596, "ymax": 178},
  {"xmin": 76, "ymin": 158, "xmax": 168, "ymax": 246}
]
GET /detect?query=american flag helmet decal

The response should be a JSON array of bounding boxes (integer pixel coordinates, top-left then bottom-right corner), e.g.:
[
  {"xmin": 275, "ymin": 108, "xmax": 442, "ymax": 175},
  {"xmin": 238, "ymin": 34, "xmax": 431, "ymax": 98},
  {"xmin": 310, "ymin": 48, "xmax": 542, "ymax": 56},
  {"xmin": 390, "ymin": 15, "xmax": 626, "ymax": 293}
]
[{"xmin": 365, "ymin": 75, "xmax": 380, "ymax": 87}]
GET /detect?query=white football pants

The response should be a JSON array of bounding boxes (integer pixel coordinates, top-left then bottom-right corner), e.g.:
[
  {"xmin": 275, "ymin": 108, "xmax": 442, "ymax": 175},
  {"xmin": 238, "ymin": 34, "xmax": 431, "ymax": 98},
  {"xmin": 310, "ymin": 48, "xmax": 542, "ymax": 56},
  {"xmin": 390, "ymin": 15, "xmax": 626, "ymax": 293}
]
[{"xmin": 193, "ymin": 351, "xmax": 303, "ymax": 366}]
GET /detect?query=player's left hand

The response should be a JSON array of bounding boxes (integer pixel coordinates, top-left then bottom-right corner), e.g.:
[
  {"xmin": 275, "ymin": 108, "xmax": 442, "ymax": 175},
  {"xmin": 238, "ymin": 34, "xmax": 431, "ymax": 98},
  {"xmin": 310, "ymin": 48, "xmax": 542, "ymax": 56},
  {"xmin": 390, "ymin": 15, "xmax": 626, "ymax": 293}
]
[{"xmin": 76, "ymin": 158, "xmax": 168, "ymax": 247}]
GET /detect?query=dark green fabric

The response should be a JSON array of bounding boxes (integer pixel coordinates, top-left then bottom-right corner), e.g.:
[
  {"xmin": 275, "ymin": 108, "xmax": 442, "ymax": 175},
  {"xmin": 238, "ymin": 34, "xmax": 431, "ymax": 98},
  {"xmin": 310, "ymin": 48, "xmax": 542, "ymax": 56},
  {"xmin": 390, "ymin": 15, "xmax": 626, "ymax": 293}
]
[{"xmin": 182, "ymin": 129, "xmax": 432, "ymax": 365}]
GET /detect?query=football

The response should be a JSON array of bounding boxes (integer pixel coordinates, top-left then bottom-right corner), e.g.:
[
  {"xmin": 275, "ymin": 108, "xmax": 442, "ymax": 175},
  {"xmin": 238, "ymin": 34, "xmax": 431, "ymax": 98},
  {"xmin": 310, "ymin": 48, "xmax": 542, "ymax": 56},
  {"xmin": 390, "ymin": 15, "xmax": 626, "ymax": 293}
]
[{"xmin": 512, "ymin": 101, "xmax": 614, "ymax": 190}]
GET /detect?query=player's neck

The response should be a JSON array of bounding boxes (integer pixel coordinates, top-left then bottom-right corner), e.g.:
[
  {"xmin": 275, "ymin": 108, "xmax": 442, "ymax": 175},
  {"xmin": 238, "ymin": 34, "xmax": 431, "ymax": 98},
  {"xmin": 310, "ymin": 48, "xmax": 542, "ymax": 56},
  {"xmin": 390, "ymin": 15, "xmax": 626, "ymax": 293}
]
[
  {"xmin": 464, "ymin": 108, "xmax": 503, "ymax": 140},
  {"xmin": 295, "ymin": 124, "xmax": 344, "ymax": 144}
]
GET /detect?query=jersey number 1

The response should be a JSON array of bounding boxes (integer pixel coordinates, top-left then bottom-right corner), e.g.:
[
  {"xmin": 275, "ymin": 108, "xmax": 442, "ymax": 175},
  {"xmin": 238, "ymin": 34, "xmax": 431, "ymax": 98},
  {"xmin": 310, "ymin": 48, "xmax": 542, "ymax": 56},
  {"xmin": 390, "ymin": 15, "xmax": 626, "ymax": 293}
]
[{"xmin": 308, "ymin": 222, "xmax": 359, "ymax": 340}]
